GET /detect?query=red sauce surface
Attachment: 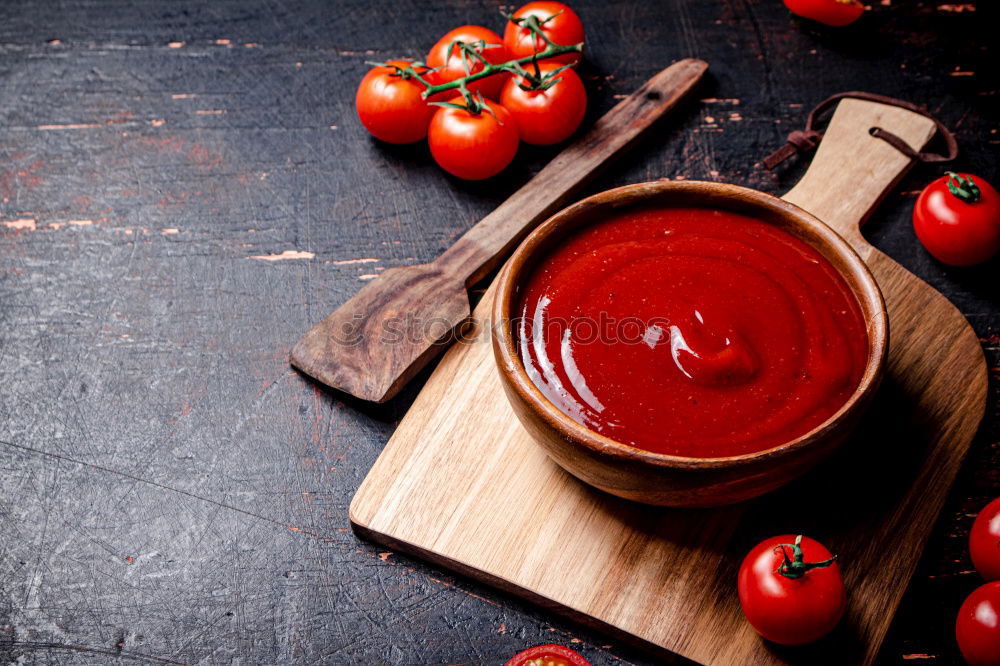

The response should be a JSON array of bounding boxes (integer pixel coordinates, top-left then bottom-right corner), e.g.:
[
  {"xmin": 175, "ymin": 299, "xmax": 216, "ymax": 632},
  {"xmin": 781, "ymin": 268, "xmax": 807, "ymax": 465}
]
[{"xmin": 516, "ymin": 207, "xmax": 869, "ymax": 458}]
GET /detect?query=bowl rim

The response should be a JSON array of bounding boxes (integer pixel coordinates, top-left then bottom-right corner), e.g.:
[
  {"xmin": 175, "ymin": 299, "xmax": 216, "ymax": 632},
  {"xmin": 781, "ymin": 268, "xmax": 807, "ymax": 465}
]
[{"xmin": 492, "ymin": 180, "xmax": 888, "ymax": 471}]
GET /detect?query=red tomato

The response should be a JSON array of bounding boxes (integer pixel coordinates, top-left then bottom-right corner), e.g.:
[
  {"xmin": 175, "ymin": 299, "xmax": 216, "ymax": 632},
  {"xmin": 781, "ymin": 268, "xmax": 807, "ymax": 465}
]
[
  {"xmin": 956, "ymin": 582, "xmax": 1000, "ymax": 666},
  {"xmin": 426, "ymin": 26, "xmax": 508, "ymax": 100},
  {"xmin": 505, "ymin": 644, "xmax": 591, "ymax": 666},
  {"xmin": 499, "ymin": 62, "xmax": 586, "ymax": 145},
  {"xmin": 503, "ymin": 2, "xmax": 585, "ymax": 65},
  {"xmin": 972, "ymin": 498, "xmax": 1000, "ymax": 581},
  {"xmin": 355, "ymin": 61, "xmax": 435, "ymax": 144},
  {"xmin": 738, "ymin": 534, "xmax": 846, "ymax": 645},
  {"xmin": 782, "ymin": 0, "xmax": 865, "ymax": 26},
  {"xmin": 913, "ymin": 172, "xmax": 1000, "ymax": 266},
  {"xmin": 428, "ymin": 97, "xmax": 519, "ymax": 180}
]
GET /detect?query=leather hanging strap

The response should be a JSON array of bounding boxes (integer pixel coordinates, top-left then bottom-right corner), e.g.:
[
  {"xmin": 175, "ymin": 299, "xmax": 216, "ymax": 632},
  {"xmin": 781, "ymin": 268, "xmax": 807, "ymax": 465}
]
[{"xmin": 763, "ymin": 91, "xmax": 958, "ymax": 170}]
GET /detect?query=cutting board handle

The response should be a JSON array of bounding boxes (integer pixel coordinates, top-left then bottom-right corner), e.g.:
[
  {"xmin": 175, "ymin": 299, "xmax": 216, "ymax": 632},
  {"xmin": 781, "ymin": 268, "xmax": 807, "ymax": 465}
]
[{"xmin": 781, "ymin": 98, "xmax": 939, "ymax": 253}]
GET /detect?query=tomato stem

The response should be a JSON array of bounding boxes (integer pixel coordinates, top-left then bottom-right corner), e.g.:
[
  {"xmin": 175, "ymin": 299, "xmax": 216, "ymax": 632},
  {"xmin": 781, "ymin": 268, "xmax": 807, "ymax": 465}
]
[
  {"xmin": 513, "ymin": 13, "xmax": 559, "ymax": 48},
  {"xmin": 364, "ymin": 60, "xmax": 447, "ymax": 97},
  {"xmin": 945, "ymin": 172, "xmax": 982, "ymax": 204},
  {"xmin": 364, "ymin": 61, "xmax": 427, "ymax": 81},
  {"xmin": 448, "ymin": 39, "xmax": 499, "ymax": 75},
  {"xmin": 429, "ymin": 89, "xmax": 499, "ymax": 121},
  {"xmin": 376, "ymin": 12, "xmax": 581, "ymax": 103},
  {"xmin": 509, "ymin": 61, "xmax": 574, "ymax": 91},
  {"xmin": 774, "ymin": 535, "xmax": 838, "ymax": 580},
  {"xmin": 416, "ymin": 41, "xmax": 583, "ymax": 100}
]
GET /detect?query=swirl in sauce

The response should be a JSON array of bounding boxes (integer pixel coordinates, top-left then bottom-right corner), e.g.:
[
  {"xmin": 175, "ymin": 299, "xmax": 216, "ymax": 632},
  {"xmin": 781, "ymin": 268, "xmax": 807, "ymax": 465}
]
[{"xmin": 516, "ymin": 207, "xmax": 869, "ymax": 457}]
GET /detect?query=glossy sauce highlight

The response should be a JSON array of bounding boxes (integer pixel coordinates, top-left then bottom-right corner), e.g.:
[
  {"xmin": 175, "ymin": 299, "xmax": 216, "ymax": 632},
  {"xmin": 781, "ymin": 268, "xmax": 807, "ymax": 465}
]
[{"xmin": 516, "ymin": 207, "xmax": 869, "ymax": 458}]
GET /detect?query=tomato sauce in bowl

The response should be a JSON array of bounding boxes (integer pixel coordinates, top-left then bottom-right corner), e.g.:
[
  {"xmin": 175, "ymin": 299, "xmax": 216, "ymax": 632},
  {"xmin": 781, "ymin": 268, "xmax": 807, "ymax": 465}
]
[{"xmin": 515, "ymin": 206, "xmax": 869, "ymax": 458}]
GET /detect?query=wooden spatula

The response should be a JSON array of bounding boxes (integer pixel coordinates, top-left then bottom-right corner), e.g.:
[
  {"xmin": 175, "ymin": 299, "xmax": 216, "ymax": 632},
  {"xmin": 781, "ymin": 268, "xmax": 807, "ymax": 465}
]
[{"xmin": 290, "ymin": 58, "xmax": 708, "ymax": 402}]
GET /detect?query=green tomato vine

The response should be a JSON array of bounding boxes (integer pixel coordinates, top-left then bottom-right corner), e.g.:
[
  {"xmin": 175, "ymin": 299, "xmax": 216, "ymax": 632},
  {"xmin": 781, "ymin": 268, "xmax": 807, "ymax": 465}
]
[{"xmin": 367, "ymin": 11, "xmax": 583, "ymax": 116}]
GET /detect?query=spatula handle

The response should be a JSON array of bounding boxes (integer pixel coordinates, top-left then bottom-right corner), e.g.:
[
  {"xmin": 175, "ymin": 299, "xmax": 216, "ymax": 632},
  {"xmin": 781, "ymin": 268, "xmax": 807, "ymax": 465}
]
[
  {"xmin": 782, "ymin": 98, "xmax": 939, "ymax": 254},
  {"xmin": 436, "ymin": 58, "xmax": 708, "ymax": 286}
]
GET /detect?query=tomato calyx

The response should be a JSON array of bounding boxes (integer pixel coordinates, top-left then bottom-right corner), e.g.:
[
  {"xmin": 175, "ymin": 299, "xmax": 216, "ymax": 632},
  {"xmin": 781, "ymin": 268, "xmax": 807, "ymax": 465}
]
[
  {"xmin": 504, "ymin": 9, "xmax": 563, "ymax": 47},
  {"xmin": 774, "ymin": 535, "xmax": 838, "ymax": 580},
  {"xmin": 430, "ymin": 88, "xmax": 498, "ymax": 120},
  {"xmin": 365, "ymin": 60, "xmax": 435, "ymax": 85},
  {"xmin": 420, "ymin": 42, "xmax": 581, "ymax": 99},
  {"xmin": 510, "ymin": 60, "xmax": 575, "ymax": 91},
  {"xmin": 366, "ymin": 7, "xmax": 584, "ymax": 105},
  {"xmin": 945, "ymin": 171, "xmax": 982, "ymax": 204},
  {"xmin": 441, "ymin": 38, "xmax": 501, "ymax": 75},
  {"xmin": 419, "ymin": 20, "xmax": 581, "ymax": 100}
]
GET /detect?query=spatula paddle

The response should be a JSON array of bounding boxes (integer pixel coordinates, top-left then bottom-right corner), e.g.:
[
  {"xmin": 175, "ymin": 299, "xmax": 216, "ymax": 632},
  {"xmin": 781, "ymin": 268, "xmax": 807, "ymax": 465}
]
[{"xmin": 290, "ymin": 58, "xmax": 708, "ymax": 402}]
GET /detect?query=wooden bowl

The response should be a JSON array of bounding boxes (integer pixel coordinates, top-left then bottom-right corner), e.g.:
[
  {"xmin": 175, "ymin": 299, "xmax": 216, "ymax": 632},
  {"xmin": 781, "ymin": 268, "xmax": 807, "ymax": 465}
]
[{"xmin": 492, "ymin": 181, "xmax": 888, "ymax": 507}]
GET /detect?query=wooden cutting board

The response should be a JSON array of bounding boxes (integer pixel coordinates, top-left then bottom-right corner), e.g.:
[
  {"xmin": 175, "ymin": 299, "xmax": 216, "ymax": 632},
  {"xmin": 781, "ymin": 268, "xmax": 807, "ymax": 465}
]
[{"xmin": 350, "ymin": 98, "xmax": 988, "ymax": 664}]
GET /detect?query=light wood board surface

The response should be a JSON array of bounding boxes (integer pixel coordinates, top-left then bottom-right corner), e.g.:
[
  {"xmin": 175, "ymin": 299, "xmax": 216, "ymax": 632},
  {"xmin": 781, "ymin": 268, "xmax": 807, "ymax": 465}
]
[{"xmin": 350, "ymin": 99, "xmax": 988, "ymax": 664}]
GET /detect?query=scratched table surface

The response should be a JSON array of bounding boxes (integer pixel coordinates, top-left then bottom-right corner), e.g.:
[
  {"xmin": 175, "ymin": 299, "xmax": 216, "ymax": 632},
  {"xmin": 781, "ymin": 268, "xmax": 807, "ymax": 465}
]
[{"xmin": 0, "ymin": 0, "xmax": 996, "ymax": 664}]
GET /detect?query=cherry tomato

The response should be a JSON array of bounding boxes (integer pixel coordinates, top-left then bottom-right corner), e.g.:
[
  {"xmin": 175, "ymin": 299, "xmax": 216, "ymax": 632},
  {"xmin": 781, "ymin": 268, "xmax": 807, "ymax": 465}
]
[
  {"xmin": 355, "ymin": 61, "xmax": 435, "ymax": 144},
  {"xmin": 782, "ymin": 0, "xmax": 865, "ymax": 27},
  {"xmin": 428, "ymin": 97, "xmax": 519, "ymax": 181},
  {"xmin": 426, "ymin": 26, "xmax": 508, "ymax": 100},
  {"xmin": 956, "ymin": 582, "xmax": 1000, "ymax": 666},
  {"xmin": 972, "ymin": 498, "xmax": 1000, "ymax": 581},
  {"xmin": 738, "ymin": 534, "xmax": 846, "ymax": 645},
  {"xmin": 503, "ymin": 2, "xmax": 585, "ymax": 65},
  {"xmin": 505, "ymin": 644, "xmax": 591, "ymax": 666},
  {"xmin": 499, "ymin": 62, "xmax": 586, "ymax": 145},
  {"xmin": 913, "ymin": 172, "xmax": 1000, "ymax": 266}
]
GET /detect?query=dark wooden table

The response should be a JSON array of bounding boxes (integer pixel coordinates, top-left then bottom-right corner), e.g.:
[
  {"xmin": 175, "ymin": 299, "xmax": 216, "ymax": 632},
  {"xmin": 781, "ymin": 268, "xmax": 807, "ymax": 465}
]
[{"xmin": 1, "ymin": 1, "xmax": 996, "ymax": 664}]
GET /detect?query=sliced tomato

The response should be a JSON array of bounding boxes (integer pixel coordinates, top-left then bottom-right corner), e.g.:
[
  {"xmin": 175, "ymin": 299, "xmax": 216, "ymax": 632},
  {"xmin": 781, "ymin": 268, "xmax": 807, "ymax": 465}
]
[
  {"xmin": 505, "ymin": 644, "xmax": 591, "ymax": 666},
  {"xmin": 783, "ymin": 0, "xmax": 865, "ymax": 27}
]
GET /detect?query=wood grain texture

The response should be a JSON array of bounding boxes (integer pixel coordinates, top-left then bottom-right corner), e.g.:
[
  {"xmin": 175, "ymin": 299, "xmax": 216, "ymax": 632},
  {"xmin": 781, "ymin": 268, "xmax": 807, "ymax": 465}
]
[
  {"xmin": 350, "ymin": 99, "xmax": 988, "ymax": 664},
  {"xmin": 290, "ymin": 59, "xmax": 707, "ymax": 403},
  {"xmin": 0, "ymin": 1, "xmax": 996, "ymax": 664}
]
